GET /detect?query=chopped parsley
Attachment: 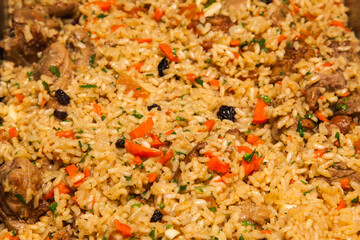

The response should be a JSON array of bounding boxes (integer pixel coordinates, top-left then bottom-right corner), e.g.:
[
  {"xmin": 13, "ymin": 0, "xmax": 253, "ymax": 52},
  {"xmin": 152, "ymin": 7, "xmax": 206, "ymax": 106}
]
[
  {"xmin": 300, "ymin": 180, "xmax": 308, "ymax": 185},
  {"xmin": 42, "ymin": 81, "xmax": 50, "ymax": 91},
  {"xmin": 335, "ymin": 102, "xmax": 348, "ymax": 111},
  {"xmin": 195, "ymin": 186, "xmax": 204, "ymax": 192},
  {"xmin": 131, "ymin": 203, "xmax": 141, "ymax": 208},
  {"xmin": 242, "ymin": 220, "xmax": 252, "ymax": 226},
  {"xmin": 335, "ymin": 132, "xmax": 340, "ymax": 146},
  {"xmin": 146, "ymin": 74, "xmax": 154, "ymax": 76},
  {"xmin": 124, "ymin": 176, "xmax": 132, "ymax": 181},
  {"xmin": 48, "ymin": 202, "xmax": 58, "ymax": 213},
  {"xmin": 148, "ymin": 227, "xmax": 156, "ymax": 239},
  {"xmin": 195, "ymin": 77, "xmax": 204, "ymax": 86},
  {"xmin": 132, "ymin": 110, "xmax": 144, "ymax": 119},
  {"xmin": 209, "ymin": 206, "xmax": 217, "ymax": 212},
  {"xmin": 101, "ymin": 68, "xmax": 108, "ymax": 73},
  {"xmin": 239, "ymin": 234, "xmax": 245, "ymax": 240},
  {"xmin": 15, "ymin": 193, "xmax": 26, "ymax": 204},
  {"xmin": 176, "ymin": 116, "xmax": 186, "ymax": 121},
  {"xmin": 204, "ymin": 0, "xmax": 214, "ymax": 8},
  {"xmin": 97, "ymin": 13, "xmax": 108, "ymax": 18},
  {"xmin": 80, "ymin": 84, "xmax": 98, "ymax": 88},
  {"xmin": 297, "ymin": 117, "xmax": 306, "ymax": 138},
  {"xmin": 160, "ymin": 203, "xmax": 165, "ymax": 209},
  {"xmin": 49, "ymin": 65, "xmax": 61, "ymax": 77},
  {"xmin": 205, "ymin": 59, "xmax": 212, "ymax": 64},
  {"xmin": 259, "ymin": 95, "xmax": 271, "ymax": 105},
  {"xmin": 351, "ymin": 196, "xmax": 359, "ymax": 203},
  {"xmin": 178, "ymin": 185, "xmax": 187, "ymax": 193},
  {"xmin": 90, "ymin": 54, "xmax": 96, "ymax": 68},
  {"xmin": 243, "ymin": 148, "xmax": 259, "ymax": 162}
]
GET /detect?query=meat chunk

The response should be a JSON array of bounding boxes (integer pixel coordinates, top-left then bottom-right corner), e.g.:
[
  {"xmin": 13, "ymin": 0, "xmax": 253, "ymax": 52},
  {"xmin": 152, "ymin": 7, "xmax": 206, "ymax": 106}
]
[
  {"xmin": 230, "ymin": 200, "xmax": 271, "ymax": 225},
  {"xmin": 305, "ymin": 87, "xmax": 321, "ymax": 111},
  {"xmin": 225, "ymin": 128, "xmax": 246, "ymax": 142},
  {"xmin": 328, "ymin": 40, "xmax": 360, "ymax": 62},
  {"xmin": 201, "ymin": 41, "xmax": 213, "ymax": 51},
  {"xmin": 66, "ymin": 28, "xmax": 97, "ymax": 67},
  {"xmin": 51, "ymin": 228, "xmax": 72, "ymax": 240},
  {"xmin": 270, "ymin": 116, "xmax": 297, "ymax": 141},
  {"xmin": 34, "ymin": 43, "xmax": 73, "ymax": 90},
  {"xmin": 173, "ymin": 142, "xmax": 207, "ymax": 181},
  {"xmin": 328, "ymin": 162, "xmax": 360, "ymax": 184},
  {"xmin": 188, "ymin": 15, "xmax": 234, "ymax": 33},
  {"xmin": 116, "ymin": 72, "xmax": 149, "ymax": 99},
  {"xmin": 271, "ymin": 40, "xmax": 315, "ymax": 82},
  {"xmin": 0, "ymin": 158, "xmax": 47, "ymax": 230},
  {"xmin": 47, "ymin": 0, "xmax": 79, "ymax": 17},
  {"xmin": 327, "ymin": 115, "xmax": 352, "ymax": 135},
  {"xmin": 334, "ymin": 94, "xmax": 360, "ymax": 117}
]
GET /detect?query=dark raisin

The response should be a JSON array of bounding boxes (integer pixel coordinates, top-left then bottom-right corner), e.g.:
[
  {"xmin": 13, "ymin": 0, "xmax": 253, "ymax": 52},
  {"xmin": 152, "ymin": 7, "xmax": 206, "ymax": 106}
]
[
  {"xmin": 54, "ymin": 110, "xmax": 68, "ymax": 120},
  {"xmin": 0, "ymin": 97, "xmax": 4, "ymax": 102},
  {"xmin": 158, "ymin": 58, "xmax": 169, "ymax": 77},
  {"xmin": 55, "ymin": 89, "xmax": 71, "ymax": 106},
  {"xmin": 147, "ymin": 104, "xmax": 161, "ymax": 111},
  {"xmin": 115, "ymin": 139, "xmax": 125, "ymax": 149},
  {"xmin": 174, "ymin": 75, "xmax": 180, "ymax": 80},
  {"xmin": 259, "ymin": 0, "xmax": 272, "ymax": 4},
  {"xmin": 0, "ymin": 117, "xmax": 3, "ymax": 125},
  {"xmin": 217, "ymin": 105, "xmax": 236, "ymax": 122},
  {"xmin": 150, "ymin": 209, "xmax": 163, "ymax": 222}
]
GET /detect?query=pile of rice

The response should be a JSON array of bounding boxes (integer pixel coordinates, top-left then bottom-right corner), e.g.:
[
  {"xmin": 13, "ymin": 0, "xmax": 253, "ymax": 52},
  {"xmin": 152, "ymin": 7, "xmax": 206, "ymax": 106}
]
[{"xmin": 1, "ymin": 0, "xmax": 360, "ymax": 239}]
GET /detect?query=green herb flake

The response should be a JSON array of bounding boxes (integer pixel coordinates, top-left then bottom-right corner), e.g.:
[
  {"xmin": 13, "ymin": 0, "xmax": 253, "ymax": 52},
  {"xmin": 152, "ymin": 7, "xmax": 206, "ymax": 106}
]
[
  {"xmin": 305, "ymin": 70, "xmax": 311, "ymax": 76},
  {"xmin": 131, "ymin": 203, "xmax": 141, "ymax": 208},
  {"xmin": 160, "ymin": 203, "xmax": 165, "ymax": 209},
  {"xmin": 195, "ymin": 186, "xmax": 204, "ymax": 192},
  {"xmin": 15, "ymin": 193, "xmax": 26, "ymax": 204},
  {"xmin": 97, "ymin": 13, "xmax": 108, "ymax": 18},
  {"xmin": 48, "ymin": 202, "xmax": 58, "ymax": 213},
  {"xmin": 351, "ymin": 196, "xmax": 359, "ymax": 203},
  {"xmin": 243, "ymin": 148, "xmax": 259, "ymax": 163},
  {"xmin": 148, "ymin": 227, "xmax": 156, "ymax": 239},
  {"xmin": 240, "ymin": 41, "xmax": 249, "ymax": 49},
  {"xmin": 146, "ymin": 74, "xmax": 154, "ymax": 76},
  {"xmin": 297, "ymin": 118, "xmax": 306, "ymax": 138},
  {"xmin": 42, "ymin": 81, "xmax": 50, "ymax": 91},
  {"xmin": 101, "ymin": 115, "xmax": 106, "ymax": 121},
  {"xmin": 204, "ymin": 0, "xmax": 214, "ymax": 8},
  {"xmin": 283, "ymin": 0, "xmax": 290, "ymax": 4},
  {"xmin": 102, "ymin": 68, "xmax": 108, "ymax": 73},
  {"xmin": 242, "ymin": 220, "xmax": 252, "ymax": 226},
  {"xmin": 166, "ymin": 224, "xmax": 173, "ymax": 229},
  {"xmin": 49, "ymin": 65, "xmax": 61, "ymax": 77},
  {"xmin": 178, "ymin": 185, "xmax": 187, "ymax": 193},
  {"xmin": 132, "ymin": 110, "xmax": 144, "ymax": 119},
  {"xmin": 335, "ymin": 102, "xmax": 348, "ymax": 111},
  {"xmin": 89, "ymin": 209, "xmax": 94, "ymax": 213},
  {"xmin": 205, "ymin": 59, "xmax": 212, "ymax": 64},
  {"xmin": 27, "ymin": 71, "xmax": 34, "ymax": 76},
  {"xmin": 176, "ymin": 116, "xmax": 186, "ymax": 121},
  {"xmin": 90, "ymin": 54, "xmax": 96, "ymax": 67},
  {"xmin": 124, "ymin": 176, "xmax": 132, "ymax": 181},
  {"xmin": 259, "ymin": 95, "xmax": 271, "ymax": 105},
  {"xmin": 258, "ymin": 38, "xmax": 266, "ymax": 50},
  {"xmin": 335, "ymin": 132, "xmax": 340, "ymax": 146},
  {"xmin": 209, "ymin": 206, "xmax": 217, "ymax": 212},
  {"xmin": 300, "ymin": 180, "xmax": 308, "ymax": 185},
  {"xmin": 195, "ymin": 77, "xmax": 204, "ymax": 86},
  {"xmin": 80, "ymin": 84, "xmax": 98, "ymax": 88},
  {"xmin": 239, "ymin": 234, "xmax": 245, "ymax": 240}
]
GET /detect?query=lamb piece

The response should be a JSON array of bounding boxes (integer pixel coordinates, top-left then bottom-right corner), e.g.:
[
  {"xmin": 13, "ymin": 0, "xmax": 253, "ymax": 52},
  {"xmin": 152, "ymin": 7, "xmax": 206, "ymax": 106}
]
[
  {"xmin": 327, "ymin": 40, "xmax": 360, "ymax": 62},
  {"xmin": 188, "ymin": 15, "xmax": 234, "ymax": 33},
  {"xmin": 0, "ymin": 158, "xmax": 46, "ymax": 231},
  {"xmin": 47, "ymin": 0, "xmax": 79, "ymax": 18},
  {"xmin": 269, "ymin": 1, "xmax": 289, "ymax": 27},
  {"xmin": 328, "ymin": 162, "xmax": 360, "ymax": 184},
  {"xmin": 34, "ymin": 43, "xmax": 73, "ymax": 90},
  {"xmin": 173, "ymin": 142, "xmax": 208, "ymax": 181},
  {"xmin": 66, "ymin": 28, "xmax": 97, "ymax": 67},
  {"xmin": 270, "ymin": 116, "xmax": 297, "ymax": 141},
  {"xmin": 201, "ymin": 41, "xmax": 213, "ymax": 51},
  {"xmin": 225, "ymin": 128, "xmax": 246, "ymax": 143},
  {"xmin": 230, "ymin": 200, "xmax": 271, "ymax": 225},
  {"xmin": 301, "ymin": 118, "xmax": 316, "ymax": 130},
  {"xmin": 238, "ymin": 70, "xmax": 259, "ymax": 81},
  {"xmin": 116, "ymin": 71, "xmax": 149, "ymax": 99},
  {"xmin": 305, "ymin": 87, "xmax": 321, "ymax": 111},
  {"xmin": 117, "ymin": 5, "xmax": 147, "ymax": 18},
  {"xmin": 327, "ymin": 115, "xmax": 353, "ymax": 135},
  {"xmin": 51, "ymin": 227, "xmax": 72, "ymax": 240},
  {"xmin": 271, "ymin": 40, "xmax": 315, "ymax": 82},
  {"xmin": 334, "ymin": 94, "xmax": 360, "ymax": 117}
]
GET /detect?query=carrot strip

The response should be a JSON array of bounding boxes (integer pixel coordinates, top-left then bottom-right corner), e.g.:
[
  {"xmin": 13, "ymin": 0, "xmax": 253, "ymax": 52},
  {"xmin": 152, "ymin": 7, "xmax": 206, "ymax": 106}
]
[
  {"xmin": 90, "ymin": 101, "xmax": 102, "ymax": 117},
  {"xmin": 289, "ymin": 179, "xmax": 295, "ymax": 184},
  {"xmin": 125, "ymin": 140, "xmax": 163, "ymax": 158},
  {"xmin": 127, "ymin": 61, "xmax": 145, "ymax": 73},
  {"xmin": 15, "ymin": 94, "xmax": 24, "ymax": 103},
  {"xmin": 152, "ymin": 8, "xmax": 165, "ymax": 22},
  {"xmin": 341, "ymin": 92, "xmax": 350, "ymax": 98},
  {"xmin": 133, "ymin": 156, "xmax": 142, "ymax": 166},
  {"xmin": 253, "ymin": 139, "xmax": 265, "ymax": 146},
  {"xmin": 200, "ymin": 119, "xmax": 215, "ymax": 132},
  {"xmin": 9, "ymin": 127, "xmax": 18, "ymax": 138},
  {"xmin": 158, "ymin": 150, "xmax": 174, "ymax": 166},
  {"xmin": 129, "ymin": 117, "xmax": 154, "ymax": 140},
  {"xmin": 149, "ymin": 134, "xmax": 167, "ymax": 148},
  {"xmin": 252, "ymin": 98, "xmax": 269, "ymax": 124},
  {"xmin": 229, "ymin": 40, "xmax": 240, "ymax": 47},
  {"xmin": 165, "ymin": 129, "xmax": 175, "ymax": 136},
  {"xmin": 208, "ymin": 79, "xmax": 220, "ymax": 88},
  {"xmin": 328, "ymin": 21, "xmax": 350, "ymax": 31},
  {"xmin": 159, "ymin": 43, "xmax": 179, "ymax": 62},
  {"xmin": 84, "ymin": 1, "xmax": 111, "ymax": 11},
  {"xmin": 232, "ymin": 51, "xmax": 240, "ymax": 59},
  {"xmin": 133, "ymin": 38, "xmax": 152, "ymax": 43},
  {"xmin": 315, "ymin": 110, "xmax": 329, "ymax": 122},
  {"xmin": 44, "ymin": 182, "xmax": 70, "ymax": 200},
  {"xmin": 206, "ymin": 157, "xmax": 229, "ymax": 174},
  {"xmin": 147, "ymin": 173, "xmax": 158, "ymax": 183},
  {"xmin": 186, "ymin": 73, "xmax": 196, "ymax": 82},
  {"xmin": 74, "ymin": 178, "xmax": 85, "ymax": 187},
  {"xmin": 56, "ymin": 130, "xmax": 74, "ymax": 138},
  {"xmin": 114, "ymin": 219, "xmax": 134, "ymax": 237},
  {"xmin": 278, "ymin": 34, "xmax": 288, "ymax": 44},
  {"xmin": 111, "ymin": 24, "xmax": 125, "ymax": 33},
  {"xmin": 246, "ymin": 134, "xmax": 259, "ymax": 144},
  {"xmin": 322, "ymin": 62, "xmax": 333, "ymax": 67},
  {"xmin": 290, "ymin": 2, "xmax": 299, "ymax": 13},
  {"xmin": 237, "ymin": 146, "xmax": 252, "ymax": 154},
  {"xmin": 339, "ymin": 178, "xmax": 350, "ymax": 190},
  {"xmin": 66, "ymin": 164, "xmax": 80, "ymax": 179},
  {"xmin": 314, "ymin": 149, "xmax": 325, "ymax": 158},
  {"xmin": 31, "ymin": 11, "xmax": 42, "ymax": 21},
  {"xmin": 83, "ymin": 168, "xmax": 91, "ymax": 177},
  {"xmin": 261, "ymin": 230, "xmax": 272, "ymax": 235},
  {"xmin": 336, "ymin": 198, "xmax": 345, "ymax": 210},
  {"xmin": 40, "ymin": 99, "xmax": 47, "ymax": 109},
  {"xmin": 214, "ymin": 172, "xmax": 236, "ymax": 183}
]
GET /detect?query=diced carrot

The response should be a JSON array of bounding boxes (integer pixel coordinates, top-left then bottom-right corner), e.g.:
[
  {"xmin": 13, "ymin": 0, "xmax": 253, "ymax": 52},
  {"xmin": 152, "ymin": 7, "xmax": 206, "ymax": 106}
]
[
  {"xmin": 83, "ymin": 168, "xmax": 91, "ymax": 177},
  {"xmin": 303, "ymin": 13, "xmax": 317, "ymax": 21},
  {"xmin": 158, "ymin": 150, "xmax": 174, "ymax": 166},
  {"xmin": 339, "ymin": 178, "xmax": 351, "ymax": 190},
  {"xmin": 215, "ymin": 172, "xmax": 236, "ymax": 183},
  {"xmin": 301, "ymin": 89, "xmax": 305, "ymax": 95},
  {"xmin": 45, "ymin": 237, "xmax": 50, "ymax": 240},
  {"xmin": 242, "ymin": 155, "xmax": 264, "ymax": 175},
  {"xmin": 15, "ymin": 94, "xmax": 24, "ymax": 103},
  {"xmin": 179, "ymin": 3, "xmax": 198, "ymax": 19},
  {"xmin": 2, "ymin": 234, "xmax": 19, "ymax": 240},
  {"xmin": 9, "ymin": 127, "xmax": 18, "ymax": 138},
  {"xmin": 31, "ymin": 11, "xmax": 42, "ymax": 21},
  {"xmin": 149, "ymin": 133, "xmax": 167, "ymax": 148},
  {"xmin": 133, "ymin": 38, "xmax": 152, "ymax": 43},
  {"xmin": 229, "ymin": 40, "xmax": 240, "ymax": 47},
  {"xmin": 127, "ymin": 61, "xmax": 145, "ymax": 73},
  {"xmin": 354, "ymin": 139, "xmax": 360, "ymax": 154},
  {"xmin": 186, "ymin": 73, "xmax": 196, "ymax": 82},
  {"xmin": 200, "ymin": 119, "xmax": 215, "ymax": 132},
  {"xmin": 111, "ymin": 24, "xmax": 125, "ymax": 33},
  {"xmin": 328, "ymin": 21, "xmax": 350, "ymax": 31},
  {"xmin": 165, "ymin": 129, "xmax": 175, "ymax": 136},
  {"xmin": 277, "ymin": 81, "xmax": 282, "ymax": 85},
  {"xmin": 236, "ymin": 146, "xmax": 252, "ymax": 154},
  {"xmin": 208, "ymin": 79, "xmax": 220, "ymax": 88},
  {"xmin": 129, "ymin": 117, "xmax": 154, "ymax": 140},
  {"xmin": 133, "ymin": 156, "xmax": 142, "ymax": 166},
  {"xmin": 147, "ymin": 173, "xmax": 158, "ymax": 183},
  {"xmin": 290, "ymin": 1, "xmax": 299, "ymax": 13},
  {"xmin": 206, "ymin": 157, "xmax": 230, "ymax": 174},
  {"xmin": 336, "ymin": 198, "xmax": 345, "ymax": 210},
  {"xmin": 254, "ymin": 11, "xmax": 260, "ymax": 17},
  {"xmin": 289, "ymin": 179, "xmax": 295, "ymax": 184},
  {"xmin": 73, "ymin": 196, "xmax": 78, "ymax": 204},
  {"xmin": 341, "ymin": 92, "xmax": 350, "ymax": 98},
  {"xmin": 84, "ymin": 1, "xmax": 111, "ymax": 11},
  {"xmin": 66, "ymin": 164, "xmax": 80, "ymax": 179},
  {"xmin": 152, "ymin": 8, "xmax": 165, "ymax": 22},
  {"xmin": 56, "ymin": 130, "xmax": 74, "ymax": 138},
  {"xmin": 90, "ymin": 101, "xmax": 102, "ymax": 117},
  {"xmin": 315, "ymin": 110, "xmax": 329, "ymax": 122},
  {"xmin": 294, "ymin": 34, "xmax": 305, "ymax": 40},
  {"xmin": 40, "ymin": 99, "xmax": 47, "ymax": 109},
  {"xmin": 74, "ymin": 178, "xmax": 85, "ymax": 187},
  {"xmin": 253, "ymin": 139, "xmax": 265, "ymax": 146},
  {"xmin": 246, "ymin": 134, "xmax": 259, "ymax": 144},
  {"xmin": 114, "ymin": 219, "xmax": 134, "ymax": 237},
  {"xmin": 322, "ymin": 62, "xmax": 333, "ymax": 67},
  {"xmin": 261, "ymin": 230, "xmax": 272, "ymax": 235},
  {"xmin": 277, "ymin": 34, "xmax": 288, "ymax": 44},
  {"xmin": 159, "ymin": 43, "xmax": 179, "ymax": 62},
  {"xmin": 314, "ymin": 149, "xmax": 325, "ymax": 158},
  {"xmin": 44, "ymin": 182, "xmax": 70, "ymax": 200},
  {"xmin": 288, "ymin": 135, "xmax": 293, "ymax": 143},
  {"xmin": 125, "ymin": 140, "xmax": 163, "ymax": 158},
  {"xmin": 252, "ymin": 99, "xmax": 269, "ymax": 124},
  {"xmin": 197, "ymin": 12, "xmax": 204, "ymax": 19},
  {"xmin": 232, "ymin": 51, "xmax": 240, "ymax": 59}
]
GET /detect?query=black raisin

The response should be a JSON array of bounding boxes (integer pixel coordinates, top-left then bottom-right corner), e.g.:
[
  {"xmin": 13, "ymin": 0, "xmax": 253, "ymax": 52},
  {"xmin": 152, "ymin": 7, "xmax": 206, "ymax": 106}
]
[
  {"xmin": 150, "ymin": 209, "xmax": 163, "ymax": 222},
  {"xmin": 55, "ymin": 89, "xmax": 71, "ymax": 106},
  {"xmin": 115, "ymin": 139, "xmax": 125, "ymax": 149},
  {"xmin": 54, "ymin": 110, "xmax": 68, "ymax": 120},
  {"xmin": 217, "ymin": 105, "xmax": 236, "ymax": 122},
  {"xmin": 147, "ymin": 104, "xmax": 161, "ymax": 111},
  {"xmin": 0, "ymin": 97, "xmax": 4, "ymax": 102},
  {"xmin": 158, "ymin": 58, "xmax": 169, "ymax": 77},
  {"xmin": 174, "ymin": 75, "xmax": 180, "ymax": 80},
  {"xmin": 259, "ymin": 0, "xmax": 272, "ymax": 4}
]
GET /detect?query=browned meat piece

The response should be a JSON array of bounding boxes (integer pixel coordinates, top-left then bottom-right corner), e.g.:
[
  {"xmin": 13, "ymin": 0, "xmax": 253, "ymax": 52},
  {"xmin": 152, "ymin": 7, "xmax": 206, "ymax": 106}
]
[
  {"xmin": 334, "ymin": 94, "xmax": 360, "ymax": 117},
  {"xmin": 225, "ymin": 128, "xmax": 246, "ymax": 142},
  {"xmin": 173, "ymin": 142, "xmax": 208, "ymax": 181},
  {"xmin": 270, "ymin": 117, "xmax": 297, "ymax": 141},
  {"xmin": 66, "ymin": 29, "xmax": 97, "ymax": 67},
  {"xmin": 328, "ymin": 40, "xmax": 360, "ymax": 61},
  {"xmin": 34, "ymin": 43, "xmax": 73, "ymax": 90},
  {"xmin": 231, "ymin": 200, "xmax": 271, "ymax": 225},
  {"xmin": 328, "ymin": 162, "xmax": 360, "ymax": 184},
  {"xmin": 0, "ymin": 158, "xmax": 47, "ymax": 231},
  {"xmin": 116, "ymin": 72, "xmax": 149, "ymax": 99},
  {"xmin": 301, "ymin": 118, "xmax": 316, "ymax": 130},
  {"xmin": 270, "ymin": 2, "xmax": 289, "ymax": 27},
  {"xmin": 117, "ymin": 5, "xmax": 147, "ymax": 18},
  {"xmin": 201, "ymin": 41, "xmax": 213, "ymax": 51},
  {"xmin": 51, "ymin": 228, "xmax": 71, "ymax": 240},
  {"xmin": 315, "ymin": 73, "xmax": 347, "ymax": 91},
  {"xmin": 47, "ymin": 0, "xmax": 79, "ymax": 17},
  {"xmin": 271, "ymin": 40, "xmax": 315, "ymax": 82},
  {"xmin": 327, "ymin": 115, "xmax": 352, "ymax": 135},
  {"xmin": 188, "ymin": 15, "xmax": 234, "ymax": 33},
  {"xmin": 108, "ymin": 231, "xmax": 122, "ymax": 240},
  {"xmin": 305, "ymin": 87, "xmax": 321, "ymax": 111},
  {"xmin": 238, "ymin": 70, "xmax": 259, "ymax": 81}
]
